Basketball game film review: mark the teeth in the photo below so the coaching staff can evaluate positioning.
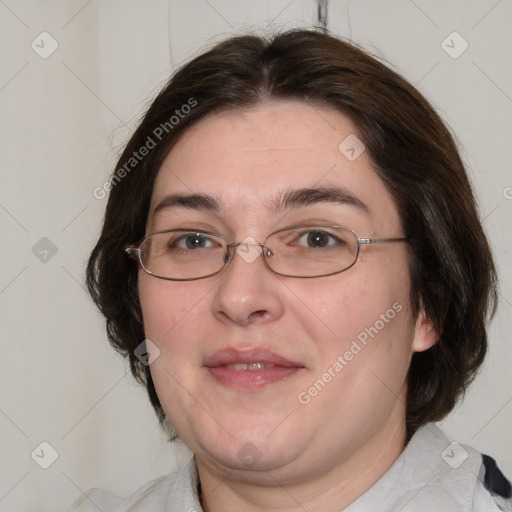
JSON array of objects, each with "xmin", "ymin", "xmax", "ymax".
[
  {"xmin": 230, "ymin": 363, "xmax": 250, "ymax": 371},
  {"xmin": 225, "ymin": 363, "xmax": 275, "ymax": 371}
]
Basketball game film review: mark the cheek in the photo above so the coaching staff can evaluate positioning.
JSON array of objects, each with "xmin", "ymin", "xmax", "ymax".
[
  {"xmin": 138, "ymin": 276, "xmax": 212, "ymax": 430},
  {"xmin": 284, "ymin": 266, "xmax": 409, "ymax": 351},
  {"xmin": 335, "ymin": 268, "xmax": 413, "ymax": 381},
  {"xmin": 288, "ymin": 262, "xmax": 414, "ymax": 399},
  {"xmin": 138, "ymin": 274, "xmax": 211, "ymax": 360}
]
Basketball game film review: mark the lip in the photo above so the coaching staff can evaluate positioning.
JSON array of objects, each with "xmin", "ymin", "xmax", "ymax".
[
  {"xmin": 204, "ymin": 347, "xmax": 303, "ymax": 368},
  {"xmin": 204, "ymin": 347, "xmax": 305, "ymax": 391}
]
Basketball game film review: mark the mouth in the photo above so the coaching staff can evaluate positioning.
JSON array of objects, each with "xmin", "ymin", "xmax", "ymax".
[
  {"xmin": 204, "ymin": 347, "xmax": 305, "ymax": 391},
  {"xmin": 223, "ymin": 362, "xmax": 281, "ymax": 370}
]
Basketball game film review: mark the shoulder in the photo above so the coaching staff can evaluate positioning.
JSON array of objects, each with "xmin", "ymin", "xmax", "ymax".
[
  {"xmin": 473, "ymin": 454, "xmax": 512, "ymax": 511},
  {"xmin": 68, "ymin": 457, "xmax": 199, "ymax": 512},
  {"xmin": 345, "ymin": 423, "xmax": 511, "ymax": 512},
  {"xmin": 406, "ymin": 424, "xmax": 512, "ymax": 512}
]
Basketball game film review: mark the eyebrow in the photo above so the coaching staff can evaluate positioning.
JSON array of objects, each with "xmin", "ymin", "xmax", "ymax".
[
  {"xmin": 151, "ymin": 186, "xmax": 368, "ymax": 219},
  {"xmin": 152, "ymin": 193, "xmax": 220, "ymax": 218},
  {"xmin": 270, "ymin": 186, "xmax": 368, "ymax": 215}
]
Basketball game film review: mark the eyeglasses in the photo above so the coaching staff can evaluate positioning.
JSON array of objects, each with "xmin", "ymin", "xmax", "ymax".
[{"xmin": 125, "ymin": 225, "xmax": 409, "ymax": 281}]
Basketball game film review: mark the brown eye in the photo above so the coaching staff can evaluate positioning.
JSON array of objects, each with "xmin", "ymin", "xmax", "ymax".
[
  {"xmin": 306, "ymin": 231, "xmax": 330, "ymax": 248},
  {"xmin": 295, "ymin": 230, "xmax": 339, "ymax": 248}
]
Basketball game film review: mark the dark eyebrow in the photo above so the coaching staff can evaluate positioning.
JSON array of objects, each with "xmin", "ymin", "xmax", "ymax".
[
  {"xmin": 270, "ymin": 186, "xmax": 368, "ymax": 214},
  {"xmin": 151, "ymin": 186, "xmax": 368, "ymax": 219},
  {"xmin": 152, "ymin": 193, "xmax": 220, "ymax": 218}
]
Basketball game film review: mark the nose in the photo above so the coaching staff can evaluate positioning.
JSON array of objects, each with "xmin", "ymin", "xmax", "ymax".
[{"xmin": 211, "ymin": 241, "xmax": 285, "ymax": 326}]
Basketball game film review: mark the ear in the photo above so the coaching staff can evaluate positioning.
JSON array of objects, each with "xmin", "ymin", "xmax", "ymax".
[{"xmin": 411, "ymin": 309, "xmax": 438, "ymax": 353}]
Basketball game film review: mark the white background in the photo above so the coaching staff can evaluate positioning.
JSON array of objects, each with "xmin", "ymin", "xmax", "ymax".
[{"xmin": 0, "ymin": 1, "xmax": 510, "ymax": 510}]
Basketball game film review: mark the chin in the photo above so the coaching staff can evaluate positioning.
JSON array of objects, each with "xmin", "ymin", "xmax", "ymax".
[{"xmin": 192, "ymin": 422, "xmax": 303, "ymax": 472}]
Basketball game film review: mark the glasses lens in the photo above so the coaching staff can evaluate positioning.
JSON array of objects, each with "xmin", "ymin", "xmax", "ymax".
[
  {"xmin": 264, "ymin": 226, "xmax": 358, "ymax": 277},
  {"xmin": 140, "ymin": 230, "xmax": 226, "ymax": 279}
]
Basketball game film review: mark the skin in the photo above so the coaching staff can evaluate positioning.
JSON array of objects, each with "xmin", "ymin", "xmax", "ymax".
[{"xmin": 138, "ymin": 100, "xmax": 437, "ymax": 511}]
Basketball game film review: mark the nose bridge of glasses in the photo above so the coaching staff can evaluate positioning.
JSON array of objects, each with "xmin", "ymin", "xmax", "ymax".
[
  {"xmin": 226, "ymin": 240, "xmax": 270, "ymax": 265},
  {"xmin": 227, "ymin": 241, "xmax": 264, "ymax": 250}
]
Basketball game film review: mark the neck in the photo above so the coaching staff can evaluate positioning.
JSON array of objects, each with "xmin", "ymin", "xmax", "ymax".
[{"xmin": 197, "ymin": 412, "xmax": 407, "ymax": 512}]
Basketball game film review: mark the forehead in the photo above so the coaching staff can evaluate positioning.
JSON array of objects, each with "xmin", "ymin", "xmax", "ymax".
[{"xmin": 149, "ymin": 100, "xmax": 401, "ymax": 232}]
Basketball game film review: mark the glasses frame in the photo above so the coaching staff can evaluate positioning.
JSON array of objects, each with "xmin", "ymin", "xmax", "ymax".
[{"xmin": 125, "ymin": 225, "xmax": 410, "ymax": 281}]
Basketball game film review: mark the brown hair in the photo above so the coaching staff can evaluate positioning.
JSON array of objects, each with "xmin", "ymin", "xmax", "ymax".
[{"xmin": 86, "ymin": 28, "xmax": 498, "ymax": 441}]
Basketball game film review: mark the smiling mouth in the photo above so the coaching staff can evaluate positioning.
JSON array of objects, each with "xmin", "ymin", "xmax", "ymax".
[
  {"xmin": 224, "ymin": 362, "xmax": 277, "ymax": 371},
  {"xmin": 203, "ymin": 347, "xmax": 305, "ymax": 391}
]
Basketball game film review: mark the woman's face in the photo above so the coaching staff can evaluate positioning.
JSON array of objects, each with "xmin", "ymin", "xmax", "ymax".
[{"xmin": 139, "ymin": 100, "xmax": 435, "ymax": 484}]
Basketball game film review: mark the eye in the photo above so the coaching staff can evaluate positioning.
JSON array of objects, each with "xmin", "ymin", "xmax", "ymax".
[
  {"xmin": 174, "ymin": 232, "xmax": 218, "ymax": 250},
  {"xmin": 295, "ymin": 229, "xmax": 341, "ymax": 248}
]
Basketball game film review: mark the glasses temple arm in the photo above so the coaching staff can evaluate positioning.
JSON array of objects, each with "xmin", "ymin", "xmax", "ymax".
[{"xmin": 357, "ymin": 237, "xmax": 410, "ymax": 244}]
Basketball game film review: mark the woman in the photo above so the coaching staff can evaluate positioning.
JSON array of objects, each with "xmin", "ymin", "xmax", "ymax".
[{"xmin": 72, "ymin": 29, "xmax": 511, "ymax": 511}]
